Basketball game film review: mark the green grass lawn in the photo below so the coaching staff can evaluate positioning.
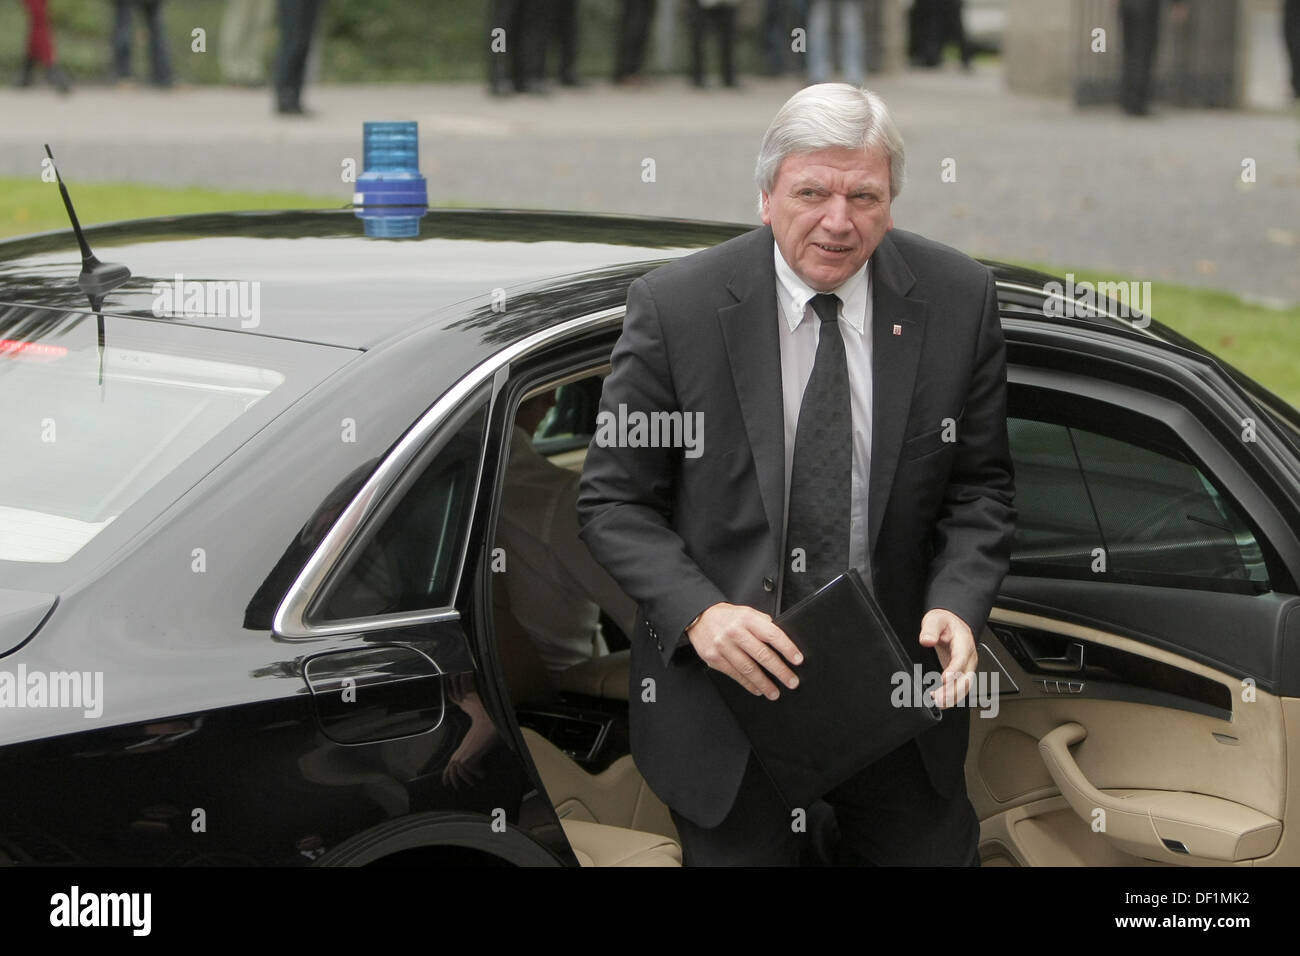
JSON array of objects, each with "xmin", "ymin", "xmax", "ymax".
[
  {"xmin": 1110, "ymin": 280, "xmax": 1300, "ymax": 410},
  {"xmin": 0, "ymin": 176, "xmax": 338, "ymax": 239},
  {"xmin": 2, "ymin": 177, "xmax": 1295, "ymax": 408}
]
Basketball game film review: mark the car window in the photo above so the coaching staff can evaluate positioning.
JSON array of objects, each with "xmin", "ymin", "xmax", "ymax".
[
  {"xmin": 0, "ymin": 306, "xmax": 347, "ymax": 576},
  {"xmin": 1009, "ymin": 415, "xmax": 1271, "ymax": 592},
  {"xmin": 309, "ymin": 396, "xmax": 488, "ymax": 622},
  {"xmin": 533, "ymin": 376, "xmax": 602, "ymax": 457}
]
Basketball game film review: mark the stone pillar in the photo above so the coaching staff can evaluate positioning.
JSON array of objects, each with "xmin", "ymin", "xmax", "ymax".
[
  {"xmin": 1004, "ymin": 0, "xmax": 1075, "ymax": 97},
  {"xmin": 1005, "ymin": 0, "xmax": 1247, "ymax": 108}
]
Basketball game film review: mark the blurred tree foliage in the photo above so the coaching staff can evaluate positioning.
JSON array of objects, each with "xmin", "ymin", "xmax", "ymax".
[{"xmin": 0, "ymin": 0, "xmax": 656, "ymax": 85}]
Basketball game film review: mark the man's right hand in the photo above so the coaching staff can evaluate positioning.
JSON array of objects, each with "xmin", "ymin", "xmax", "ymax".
[{"xmin": 686, "ymin": 603, "xmax": 804, "ymax": 700}]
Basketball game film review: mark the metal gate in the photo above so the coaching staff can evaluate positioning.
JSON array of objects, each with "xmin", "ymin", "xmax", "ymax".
[{"xmin": 1073, "ymin": 0, "xmax": 1241, "ymax": 107}]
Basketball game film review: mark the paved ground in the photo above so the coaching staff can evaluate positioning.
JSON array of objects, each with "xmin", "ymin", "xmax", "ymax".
[{"xmin": 2, "ymin": 64, "xmax": 1298, "ymax": 304}]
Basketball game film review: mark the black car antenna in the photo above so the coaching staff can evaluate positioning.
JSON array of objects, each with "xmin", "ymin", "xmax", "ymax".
[
  {"xmin": 44, "ymin": 144, "xmax": 130, "ymax": 390},
  {"xmin": 43, "ymin": 144, "xmax": 131, "ymax": 313}
]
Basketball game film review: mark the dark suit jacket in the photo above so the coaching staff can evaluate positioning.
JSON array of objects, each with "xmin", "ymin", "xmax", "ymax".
[{"xmin": 577, "ymin": 224, "xmax": 1016, "ymax": 828}]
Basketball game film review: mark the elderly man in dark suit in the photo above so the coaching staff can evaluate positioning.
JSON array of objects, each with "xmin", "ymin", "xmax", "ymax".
[{"xmin": 577, "ymin": 84, "xmax": 1015, "ymax": 866}]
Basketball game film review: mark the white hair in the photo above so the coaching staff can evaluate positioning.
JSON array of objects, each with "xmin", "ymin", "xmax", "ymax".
[{"xmin": 754, "ymin": 83, "xmax": 905, "ymax": 214}]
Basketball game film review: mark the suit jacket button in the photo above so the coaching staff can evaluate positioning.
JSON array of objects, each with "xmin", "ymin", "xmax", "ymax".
[{"xmin": 763, "ymin": 576, "xmax": 775, "ymax": 592}]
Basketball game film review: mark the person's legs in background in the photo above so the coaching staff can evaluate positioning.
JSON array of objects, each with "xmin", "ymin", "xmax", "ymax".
[
  {"xmin": 717, "ymin": 2, "xmax": 737, "ymax": 86},
  {"xmin": 273, "ymin": 0, "xmax": 323, "ymax": 114},
  {"xmin": 487, "ymin": 0, "xmax": 517, "ymax": 96},
  {"xmin": 613, "ymin": 0, "xmax": 633, "ymax": 81},
  {"xmin": 806, "ymin": 0, "xmax": 831, "ymax": 82},
  {"xmin": 764, "ymin": 0, "xmax": 809, "ymax": 77},
  {"xmin": 942, "ymin": 0, "xmax": 972, "ymax": 68},
  {"xmin": 112, "ymin": 0, "xmax": 134, "ymax": 83},
  {"xmin": 143, "ymin": 0, "xmax": 174, "ymax": 87},
  {"xmin": 838, "ymin": 0, "xmax": 864, "ymax": 86},
  {"xmin": 690, "ymin": 1, "xmax": 736, "ymax": 88},
  {"xmin": 512, "ymin": 0, "xmax": 549, "ymax": 93},
  {"xmin": 18, "ymin": 0, "xmax": 69, "ymax": 91},
  {"xmin": 551, "ymin": 0, "xmax": 578, "ymax": 85},
  {"xmin": 690, "ymin": 0, "xmax": 707, "ymax": 86},
  {"xmin": 1284, "ymin": 0, "xmax": 1300, "ymax": 100},
  {"xmin": 21, "ymin": 0, "xmax": 51, "ymax": 83},
  {"xmin": 1119, "ymin": 0, "xmax": 1160, "ymax": 115},
  {"xmin": 913, "ymin": 0, "xmax": 944, "ymax": 67},
  {"xmin": 299, "ymin": 0, "xmax": 324, "ymax": 101},
  {"xmin": 761, "ymin": 0, "xmax": 786, "ymax": 74},
  {"xmin": 630, "ymin": 0, "xmax": 657, "ymax": 80},
  {"xmin": 614, "ymin": 0, "xmax": 656, "ymax": 83},
  {"xmin": 274, "ymin": 0, "xmax": 302, "ymax": 111}
]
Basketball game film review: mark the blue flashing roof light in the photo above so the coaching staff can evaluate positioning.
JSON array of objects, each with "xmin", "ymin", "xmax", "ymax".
[{"xmin": 353, "ymin": 121, "xmax": 428, "ymax": 239}]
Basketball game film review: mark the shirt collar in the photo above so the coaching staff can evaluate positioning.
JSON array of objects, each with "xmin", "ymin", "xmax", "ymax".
[{"xmin": 773, "ymin": 241, "xmax": 870, "ymax": 335}]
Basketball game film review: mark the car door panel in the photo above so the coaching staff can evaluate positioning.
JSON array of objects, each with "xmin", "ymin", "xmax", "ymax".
[
  {"xmin": 999, "ymin": 577, "xmax": 1300, "ymax": 698},
  {"xmin": 978, "ymin": 337, "xmax": 1300, "ymax": 866},
  {"xmin": 969, "ymin": 604, "xmax": 1292, "ymax": 866}
]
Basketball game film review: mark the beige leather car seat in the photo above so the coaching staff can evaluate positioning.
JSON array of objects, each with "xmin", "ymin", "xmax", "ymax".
[
  {"xmin": 521, "ymin": 727, "xmax": 677, "ymax": 839},
  {"xmin": 493, "ymin": 573, "xmax": 682, "ymax": 864},
  {"xmin": 559, "ymin": 818, "xmax": 681, "ymax": 867}
]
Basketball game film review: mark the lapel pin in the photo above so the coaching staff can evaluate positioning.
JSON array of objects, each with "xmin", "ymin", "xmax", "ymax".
[{"xmin": 892, "ymin": 324, "xmax": 902, "ymax": 336}]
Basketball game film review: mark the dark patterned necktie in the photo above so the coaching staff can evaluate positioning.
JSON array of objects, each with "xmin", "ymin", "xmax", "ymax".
[{"xmin": 782, "ymin": 292, "xmax": 852, "ymax": 611}]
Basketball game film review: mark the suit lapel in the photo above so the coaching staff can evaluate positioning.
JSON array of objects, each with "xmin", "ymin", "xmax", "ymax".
[
  {"xmin": 868, "ymin": 231, "xmax": 927, "ymax": 558},
  {"xmin": 718, "ymin": 227, "xmax": 785, "ymax": 557},
  {"xmin": 716, "ymin": 228, "xmax": 928, "ymax": 566}
]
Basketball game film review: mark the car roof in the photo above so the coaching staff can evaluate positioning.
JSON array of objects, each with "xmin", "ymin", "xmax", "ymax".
[
  {"xmin": 0, "ymin": 206, "xmax": 1221, "ymax": 352},
  {"xmin": 0, "ymin": 208, "xmax": 746, "ymax": 351},
  {"xmin": 2, "ymin": 207, "xmax": 1294, "ymax": 434}
]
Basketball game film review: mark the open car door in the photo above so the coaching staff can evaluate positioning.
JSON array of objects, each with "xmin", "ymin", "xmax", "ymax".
[{"xmin": 969, "ymin": 325, "xmax": 1300, "ymax": 867}]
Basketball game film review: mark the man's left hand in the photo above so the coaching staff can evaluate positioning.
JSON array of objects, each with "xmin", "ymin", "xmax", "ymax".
[{"xmin": 918, "ymin": 608, "xmax": 978, "ymax": 709}]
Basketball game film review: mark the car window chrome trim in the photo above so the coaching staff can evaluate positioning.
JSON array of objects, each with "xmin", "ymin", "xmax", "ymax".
[
  {"xmin": 995, "ymin": 279, "xmax": 1152, "ymax": 329},
  {"xmin": 1000, "ymin": 279, "xmax": 1300, "ymax": 449},
  {"xmin": 273, "ymin": 305, "xmax": 624, "ymax": 640}
]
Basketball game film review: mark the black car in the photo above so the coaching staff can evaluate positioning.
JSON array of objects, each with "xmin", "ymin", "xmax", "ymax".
[{"xmin": 2, "ymin": 208, "xmax": 1299, "ymax": 867}]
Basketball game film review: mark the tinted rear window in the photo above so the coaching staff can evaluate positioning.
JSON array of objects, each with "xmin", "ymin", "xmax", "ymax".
[{"xmin": 0, "ymin": 306, "xmax": 353, "ymax": 583}]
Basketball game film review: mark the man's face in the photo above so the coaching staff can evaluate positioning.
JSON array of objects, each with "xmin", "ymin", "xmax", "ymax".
[{"xmin": 760, "ymin": 145, "xmax": 894, "ymax": 292}]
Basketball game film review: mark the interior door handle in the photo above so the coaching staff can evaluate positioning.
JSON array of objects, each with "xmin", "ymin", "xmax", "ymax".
[
  {"xmin": 1032, "ymin": 641, "xmax": 1084, "ymax": 673},
  {"xmin": 1037, "ymin": 722, "xmax": 1281, "ymax": 862}
]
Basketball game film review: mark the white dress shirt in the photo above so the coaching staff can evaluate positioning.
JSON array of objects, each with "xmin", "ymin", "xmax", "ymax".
[{"xmin": 773, "ymin": 241, "xmax": 874, "ymax": 584}]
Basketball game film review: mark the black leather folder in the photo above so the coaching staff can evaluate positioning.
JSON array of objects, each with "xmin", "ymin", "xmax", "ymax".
[{"xmin": 708, "ymin": 569, "xmax": 941, "ymax": 808}]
